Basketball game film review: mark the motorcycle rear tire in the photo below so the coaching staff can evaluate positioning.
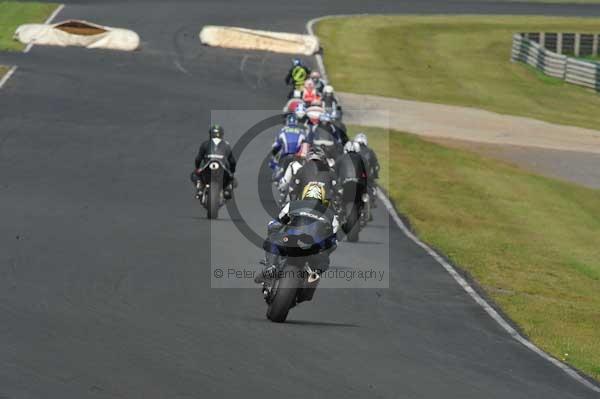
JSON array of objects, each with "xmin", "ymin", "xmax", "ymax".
[
  {"xmin": 346, "ymin": 204, "xmax": 360, "ymax": 242},
  {"xmin": 267, "ymin": 265, "xmax": 300, "ymax": 323}
]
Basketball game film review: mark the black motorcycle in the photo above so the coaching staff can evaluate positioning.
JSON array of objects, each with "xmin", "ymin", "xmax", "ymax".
[
  {"xmin": 336, "ymin": 152, "xmax": 369, "ymax": 242},
  {"xmin": 260, "ymin": 231, "xmax": 326, "ymax": 323},
  {"xmin": 195, "ymin": 158, "xmax": 232, "ymax": 219},
  {"xmin": 338, "ymin": 177, "xmax": 369, "ymax": 242},
  {"xmin": 308, "ymin": 125, "xmax": 343, "ymax": 168}
]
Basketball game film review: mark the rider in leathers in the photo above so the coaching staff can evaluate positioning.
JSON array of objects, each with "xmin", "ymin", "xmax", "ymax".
[
  {"xmin": 308, "ymin": 113, "xmax": 348, "ymax": 148},
  {"xmin": 309, "ymin": 71, "xmax": 327, "ymax": 94},
  {"xmin": 191, "ymin": 124, "xmax": 237, "ymax": 199},
  {"xmin": 285, "ymin": 58, "xmax": 311, "ymax": 98},
  {"xmin": 322, "ymin": 85, "xmax": 343, "ymax": 120},
  {"xmin": 255, "ymin": 182, "xmax": 339, "ymax": 284},
  {"xmin": 355, "ymin": 132, "xmax": 380, "ymax": 209},
  {"xmin": 270, "ymin": 114, "xmax": 306, "ymax": 180},
  {"xmin": 279, "ymin": 142, "xmax": 310, "ymax": 199},
  {"xmin": 289, "ymin": 146, "xmax": 336, "ymax": 202},
  {"xmin": 336, "ymin": 141, "xmax": 368, "ymax": 195}
]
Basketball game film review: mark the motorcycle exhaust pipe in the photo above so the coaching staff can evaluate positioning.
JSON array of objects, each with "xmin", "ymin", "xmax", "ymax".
[
  {"xmin": 305, "ymin": 266, "xmax": 320, "ymax": 284},
  {"xmin": 308, "ymin": 272, "xmax": 320, "ymax": 284}
]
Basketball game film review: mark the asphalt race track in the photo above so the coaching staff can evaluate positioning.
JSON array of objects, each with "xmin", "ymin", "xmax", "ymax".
[{"xmin": 1, "ymin": 1, "xmax": 600, "ymax": 398}]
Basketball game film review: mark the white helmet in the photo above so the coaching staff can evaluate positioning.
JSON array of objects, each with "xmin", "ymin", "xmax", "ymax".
[
  {"xmin": 323, "ymin": 85, "xmax": 334, "ymax": 95},
  {"xmin": 344, "ymin": 141, "xmax": 360, "ymax": 153},
  {"xmin": 355, "ymin": 132, "xmax": 368, "ymax": 146}
]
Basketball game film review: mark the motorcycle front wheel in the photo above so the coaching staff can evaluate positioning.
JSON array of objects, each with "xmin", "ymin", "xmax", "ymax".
[{"xmin": 207, "ymin": 181, "xmax": 222, "ymax": 219}]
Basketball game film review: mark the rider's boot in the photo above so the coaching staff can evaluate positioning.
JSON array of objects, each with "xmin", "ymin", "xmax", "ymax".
[
  {"xmin": 254, "ymin": 251, "xmax": 280, "ymax": 284},
  {"xmin": 195, "ymin": 181, "xmax": 203, "ymax": 200},
  {"xmin": 370, "ymin": 186, "xmax": 378, "ymax": 208},
  {"xmin": 223, "ymin": 183, "xmax": 233, "ymax": 200}
]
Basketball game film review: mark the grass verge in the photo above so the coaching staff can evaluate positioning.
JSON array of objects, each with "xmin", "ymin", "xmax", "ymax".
[
  {"xmin": 354, "ymin": 125, "xmax": 600, "ymax": 381},
  {"xmin": 0, "ymin": 1, "xmax": 58, "ymax": 51},
  {"xmin": 316, "ymin": 15, "xmax": 600, "ymax": 130}
]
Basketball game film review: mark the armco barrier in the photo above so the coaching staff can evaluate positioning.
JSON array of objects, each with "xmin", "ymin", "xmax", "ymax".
[
  {"xmin": 511, "ymin": 34, "xmax": 599, "ymax": 92},
  {"xmin": 566, "ymin": 58, "xmax": 600, "ymax": 91}
]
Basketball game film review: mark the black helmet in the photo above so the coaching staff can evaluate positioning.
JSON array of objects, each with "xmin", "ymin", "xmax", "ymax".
[
  {"xmin": 307, "ymin": 145, "xmax": 326, "ymax": 161},
  {"xmin": 209, "ymin": 124, "xmax": 224, "ymax": 139}
]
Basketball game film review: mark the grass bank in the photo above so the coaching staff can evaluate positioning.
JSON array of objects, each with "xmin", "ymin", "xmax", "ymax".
[
  {"xmin": 0, "ymin": 1, "xmax": 58, "ymax": 80},
  {"xmin": 316, "ymin": 15, "xmax": 600, "ymax": 130},
  {"xmin": 356, "ymin": 125, "xmax": 600, "ymax": 381},
  {"xmin": 0, "ymin": 1, "xmax": 58, "ymax": 51}
]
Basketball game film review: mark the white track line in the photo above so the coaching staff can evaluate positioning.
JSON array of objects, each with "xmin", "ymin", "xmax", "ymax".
[
  {"xmin": 0, "ymin": 66, "xmax": 18, "ymax": 90},
  {"xmin": 306, "ymin": 14, "xmax": 600, "ymax": 394},
  {"xmin": 377, "ymin": 190, "xmax": 600, "ymax": 393},
  {"xmin": 305, "ymin": 17, "xmax": 328, "ymax": 82},
  {"xmin": 23, "ymin": 3, "xmax": 65, "ymax": 53}
]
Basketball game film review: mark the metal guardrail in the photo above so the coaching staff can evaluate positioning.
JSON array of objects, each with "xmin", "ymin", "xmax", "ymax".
[
  {"xmin": 566, "ymin": 58, "xmax": 600, "ymax": 91},
  {"xmin": 511, "ymin": 34, "xmax": 600, "ymax": 92}
]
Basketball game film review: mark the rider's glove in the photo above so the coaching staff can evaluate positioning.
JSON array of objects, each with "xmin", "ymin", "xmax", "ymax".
[{"xmin": 269, "ymin": 159, "xmax": 278, "ymax": 170}]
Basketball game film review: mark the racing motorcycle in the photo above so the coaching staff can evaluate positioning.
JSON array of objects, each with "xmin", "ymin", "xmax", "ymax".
[
  {"xmin": 336, "ymin": 157, "xmax": 369, "ymax": 242},
  {"xmin": 307, "ymin": 116, "xmax": 344, "ymax": 169},
  {"xmin": 195, "ymin": 158, "xmax": 232, "ymax": 219},
  {"xmin": 260, "ymin": 228, "xmax": 328, "ymax": 323}
]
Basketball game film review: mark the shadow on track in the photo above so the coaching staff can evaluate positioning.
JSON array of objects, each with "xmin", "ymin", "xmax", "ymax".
[
  {"xmin": 343, "ymin": 240, "xmax": 384, "ymax": 245},
  {"xmin": 285, "ymin": 320, "xmax": 360, "ymax": 328},
  {"xmin": 243, "ymin": 316, "xmax": 359, "ymax": 328}
]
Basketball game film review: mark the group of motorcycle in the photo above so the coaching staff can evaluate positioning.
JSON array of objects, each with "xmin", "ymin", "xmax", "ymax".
[
  {"xmin": 259, "ymin": 60, "xmax": 380, "ymax": 322},
  {"xmin": 275, "ymin": 68, "xmax": 378, "ymax": 242},
  {"xmin": 191, "ymin": 58, "xmax": 380, "ymax": 322}
]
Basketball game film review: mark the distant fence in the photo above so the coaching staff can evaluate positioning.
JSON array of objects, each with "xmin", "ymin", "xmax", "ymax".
[
  {"xmin": 520, "ymin": 32, "xmax": 599, "ymax": 57},
  {"xmin": 511, "ymin": 33, "xmax": 600, "ymax": 92}
]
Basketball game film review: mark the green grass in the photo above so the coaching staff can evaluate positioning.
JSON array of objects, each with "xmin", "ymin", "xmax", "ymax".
[
  {"xmin": 316, "ymin": 16, "xmax": 600, "ymax": 130},
  {"xmin": 0, "ymin": 1, "xmax": 58, "ymax": 51},
  {"xmin": 356, "ymin": 125, "xmax": 600, "ymax": 381}
]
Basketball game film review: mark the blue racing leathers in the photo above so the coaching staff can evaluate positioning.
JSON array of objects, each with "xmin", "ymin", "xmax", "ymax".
[{"xmin": 271, "ymin": 126, "xmax": 306, "ymax": 159}]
